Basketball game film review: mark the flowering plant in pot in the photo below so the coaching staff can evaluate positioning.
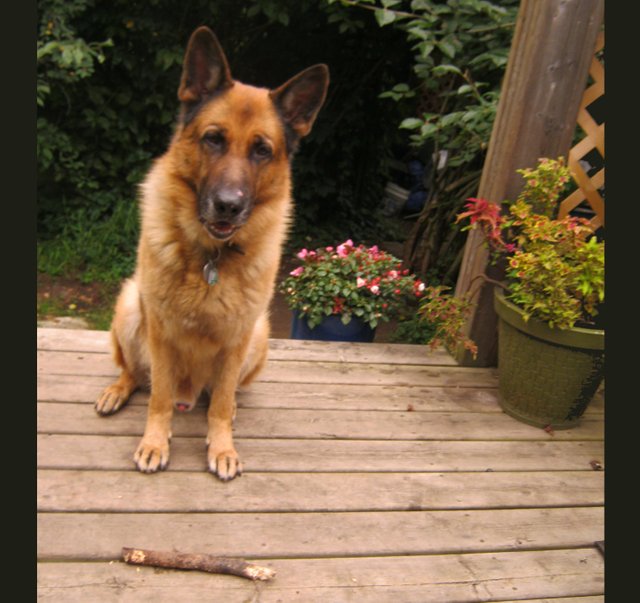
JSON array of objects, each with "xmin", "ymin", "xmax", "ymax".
[
  {"xmin": 456, "ymin": 157, "xmax": 605, "ymax": 429},
  {"xmin": 280, "ymin": 239, "xmax": 479, "ymax": 350},
  {"xmin": 280, "ymin": 240, "xmax": 426, "ymax": 341}
]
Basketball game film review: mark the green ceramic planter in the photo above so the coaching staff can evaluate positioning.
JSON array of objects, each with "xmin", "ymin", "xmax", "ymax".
[{"xmin": 494, "ymin": 289, "xmax": 604, "ymax": 429}]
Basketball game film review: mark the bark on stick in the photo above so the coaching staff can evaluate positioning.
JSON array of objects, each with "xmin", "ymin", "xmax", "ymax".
[{"xmin": 122, "ymin": 547, "xmax": 276, "ymax": 581}]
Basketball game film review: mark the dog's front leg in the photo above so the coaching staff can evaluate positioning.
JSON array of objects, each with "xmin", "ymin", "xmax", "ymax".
[
  {"xmin": 207, "ymin": 342, "xmax": 248, "ymax": 482},
  {"xmin": 134, "ymin": 321, "xmax": 175, "ymax": 473}
]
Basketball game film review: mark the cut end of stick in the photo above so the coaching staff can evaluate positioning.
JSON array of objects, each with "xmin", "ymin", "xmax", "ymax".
[
  {"xmin": 246, "ymin": 565, "xmax": 277, "ymax": 581},
  {"xmin": 123, "ymin": 548, "xmax": 146, "ymax": 564},
  {"xmin": 121, "ymin": 547, "xmax": 276, "ymax": 581}
]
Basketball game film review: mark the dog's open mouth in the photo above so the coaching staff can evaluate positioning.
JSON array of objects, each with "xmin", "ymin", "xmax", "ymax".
[{"xmin": 202, "ymin": 220, "xmax": 238, "ymax": 240}]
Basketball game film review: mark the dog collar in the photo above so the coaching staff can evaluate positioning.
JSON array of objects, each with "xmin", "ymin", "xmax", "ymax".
[{"xmin": 203, "ymin": 243, "xmax": 245, "ymax": 286}]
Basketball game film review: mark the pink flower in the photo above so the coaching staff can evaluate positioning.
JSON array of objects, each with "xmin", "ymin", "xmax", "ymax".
[
  {"xmin": 326, "ymin": 246, "xmax": 334, "ymax": 252},
  {"xmin": 296, "ymin": 248, "xmax": 309, "ymax": 260},
  {"xmin": 289, "ymin": 267, "xmax": 305, "ymax": 277},
  {"xmin": 356, "ymin": 277, "xmax": 367, "ymax": 288},
  {"xmin": 369, "ymin": 285, "xmax": 380, "ymax": 294},
  {"xmin": 387, "ymin": 270, "xmax": 399, "ymax": 279},
  {"xmin": 336, "ymin": 239, "xmax": 354, "ymax": 258}
]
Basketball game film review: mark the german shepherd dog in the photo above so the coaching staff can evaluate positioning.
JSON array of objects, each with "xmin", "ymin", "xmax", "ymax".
[{"xmin": 95, "ymin": 26, "xmax": 329, "ymax": 481}]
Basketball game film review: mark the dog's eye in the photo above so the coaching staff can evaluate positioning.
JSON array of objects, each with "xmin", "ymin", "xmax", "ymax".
[
  {"xmin": 202, "ymin": 130, "xmax": 226, "ymax": 150},
  {"xmin": 251, "ymin": 140, "xmax": 273, "ymax": 161}
]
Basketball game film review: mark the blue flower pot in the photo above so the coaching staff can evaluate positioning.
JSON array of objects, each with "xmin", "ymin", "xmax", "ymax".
[{"xmin": 290, "ymin": 312, "xmax": 376, "ymax": 342}]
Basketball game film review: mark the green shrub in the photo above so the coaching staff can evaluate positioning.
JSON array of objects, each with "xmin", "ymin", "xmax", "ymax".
[
  {"xmin": 37, "ymin": 0, "xmax": 415, "ymax": 283},
  {"xmin": 330, "ymin": 0, "xmax": 519, "ymax": 280},
  {"xmin": 37, "ymin": 198, "xmax": 139, "ymax": 284}
]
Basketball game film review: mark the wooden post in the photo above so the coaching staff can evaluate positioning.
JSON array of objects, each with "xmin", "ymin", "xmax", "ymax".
[{"xmin": 453, "ymin": 0, "xmax": 604, "ymax": 367}]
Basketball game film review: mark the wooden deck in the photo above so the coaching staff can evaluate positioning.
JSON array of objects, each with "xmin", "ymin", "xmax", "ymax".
[{"xmin": 37, "ymin": 327, "xmax": 604, "ymax": 602}]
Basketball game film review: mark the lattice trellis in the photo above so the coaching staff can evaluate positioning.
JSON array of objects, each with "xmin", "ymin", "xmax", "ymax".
[{"xmin": 558, "ymin": 31, "xmax": 604, "ymax": 229}]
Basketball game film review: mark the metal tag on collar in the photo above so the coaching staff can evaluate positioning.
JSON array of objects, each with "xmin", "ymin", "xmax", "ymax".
[
  {"xmin": 203, "ymin": 260, "xmax": 219, "ymax": 286},
  {"xmin": 203, "ymin": 247, "xmax": 221, "ymax": 286}
]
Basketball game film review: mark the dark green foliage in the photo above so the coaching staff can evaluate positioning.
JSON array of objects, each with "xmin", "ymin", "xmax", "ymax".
[
  {"xmin": 37, "ymin": 0, "xmax": 415, "ymax": 283},
  {"xmin": 37, "ymin": 198, "xmax": 139, "ymax": 283},
  {"xmin": 333, "ymin": 0, "xmax": 520, "ymax": 281},
  {"xmin": 37, "ymin": 0, "xmax": 520, "ymax": 287},
  {"xmin": 391, "ymin": 315, "xmax": 437, "ymax": 344}
]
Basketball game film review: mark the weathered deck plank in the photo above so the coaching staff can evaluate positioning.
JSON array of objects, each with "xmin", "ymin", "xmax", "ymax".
[
  {"xmin": 37, "ymin": 549, "xmax": 604, "ymax": 603},
  {"xmin": 38, "ymin": 372, "xmax": 505, "ymax": 411},
  {"xmin": 37, "ymin": 328, "xmax": 604, "ymax": 601},
  {"xmin": 37, "ymin": 326, "xmax": 458, "ymax": 365},
  {"xmin": 38, "ymin": 348, "xmax": 498, "ymax": 387},
  {"xmin": 38, "ymin": 507, "xmax": 603, "ymax": 560},
  {"xmin": 38, "ymin": 469, "xmax": 604, "ymax": 513},
  {"xmin": 38, "ymin": 402, "xmax": 604, "ymax": 440},
  {"xmin": 37, "ymin": 434, "xmax": 605, "ymax": 472},
  {"xmin": 36, "ymin": 372, "xmax": 605, "ymax": 413}
]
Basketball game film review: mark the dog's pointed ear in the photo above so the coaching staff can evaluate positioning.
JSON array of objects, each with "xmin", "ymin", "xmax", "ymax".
[
  {"xmin": 270, "ymin": 64, "xmax": 330, "ymax": 140},
  {"xmin": 178, "ymin": 26, "xmax": 232, "ymax": 105}
]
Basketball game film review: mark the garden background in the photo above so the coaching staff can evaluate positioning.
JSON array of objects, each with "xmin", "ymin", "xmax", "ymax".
[{"xmin": 37, "ymin": 0, "xmax": 519, "ymax": 334}]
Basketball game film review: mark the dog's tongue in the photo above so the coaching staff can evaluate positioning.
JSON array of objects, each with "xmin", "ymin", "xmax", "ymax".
[
  {"xmin": 214, "ymin": 222, "xmax": 234, "ymax": 235},
  {"xmin": 201, "ymin": 219, "xmax": 236, "ymax": 240}
]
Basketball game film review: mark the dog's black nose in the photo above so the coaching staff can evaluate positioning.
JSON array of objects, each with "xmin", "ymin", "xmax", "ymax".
[{"xmin": 213, "ymin": 187, "xmax": 246, "ymax": 220}]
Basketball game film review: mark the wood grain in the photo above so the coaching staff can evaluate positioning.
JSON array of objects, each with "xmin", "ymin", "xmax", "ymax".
[
  {"xmin": 37, "ymin": 327, "xmax": 604, "ymax": 600},
  {"xmin": 37, "ymin": 550, "xmax": 604, "ymax": 603},
  {"xmin": 38, "ymin": 507, "xmax": 604, "ymax": 560}
]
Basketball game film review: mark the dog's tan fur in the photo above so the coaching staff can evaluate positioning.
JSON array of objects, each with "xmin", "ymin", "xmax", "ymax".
[{"xmin": 95, "ymin": 26, "xmax": 328, "ymax": 481}]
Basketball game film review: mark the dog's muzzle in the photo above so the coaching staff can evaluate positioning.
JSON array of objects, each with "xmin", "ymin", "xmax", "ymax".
[{"xmin": 199, "ymin": 186, "xmax": 252, "ymax": 240}]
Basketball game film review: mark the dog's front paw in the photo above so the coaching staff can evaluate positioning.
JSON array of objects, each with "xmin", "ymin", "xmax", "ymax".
[
  {"xmin": 134, "ymin": 436, "xmax": 170, "ymax": 473},
  {"xmin": 208, "ymin": 446, "xmax": 242, "ymax": 482}
]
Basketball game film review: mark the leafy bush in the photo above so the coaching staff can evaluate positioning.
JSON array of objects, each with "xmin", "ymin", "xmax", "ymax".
[
  {"xmin": 37, "ymin": 197, "xmax": 139, "ymax": 284},
  {"xmin": 280, "ymin": 240, "xmax": 426, "ymax": 329},
  {"xmin": 391, "ymin": 315, "xmax": 437, "ymax": 344},
  {"xmin": 330, "ymin": 0, "xmax": 519, "ymax": 281},
  {"xmin": 37, "ymin": 0, "xmax": 113, "ymax": 108},
  {"xmin": 505, "ymin": 201, "xmax": 604, "ymax": 329},
  {"xmin": 417, "ymin": 284, "xmax": 477, "ymax": 357},
  {"xmin": 37, "ymin": 0, "xmax": 415, "ymax": 283},
  {"xmin": 456, "ymin": 158, "xmax": 604, "ymax": 330}
]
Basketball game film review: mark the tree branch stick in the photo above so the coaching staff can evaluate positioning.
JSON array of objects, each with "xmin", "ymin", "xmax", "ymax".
[{"xmin": 122, "ymin": 547, "xmax": 276, "ymax": 581}]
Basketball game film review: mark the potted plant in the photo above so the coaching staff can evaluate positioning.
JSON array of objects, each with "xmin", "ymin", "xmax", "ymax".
[
  {"xmin": 280, "ymin": 240, "xmax": 429, "ymax": 342},
  {"xmin": 280, "ymin": 239, "xmax": 480, "ymax": 351},
  {"xmin": 456, "ymin": 157, "xmax": 605, "ymax": 429}
]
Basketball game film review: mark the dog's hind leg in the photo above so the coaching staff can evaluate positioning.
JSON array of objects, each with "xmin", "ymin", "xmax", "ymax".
[
  {"xmin": 96, "ymin": 278, "xmax": 148, "ymax": 415},
  {"xmin": 95, "ymin": 332, "xmax": 138, "ymax": 415}
]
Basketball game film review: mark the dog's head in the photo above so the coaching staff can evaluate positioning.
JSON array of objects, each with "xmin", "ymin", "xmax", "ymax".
[{"xmin": 174, "ymin": 26, "xmax": 329, "ymax": 242}]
